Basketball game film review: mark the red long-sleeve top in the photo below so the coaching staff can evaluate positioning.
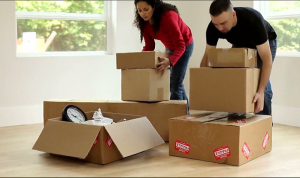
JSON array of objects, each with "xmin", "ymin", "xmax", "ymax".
[{"xmin": 142, "ymin": 10, "xmax": 193, "ymax": 66}]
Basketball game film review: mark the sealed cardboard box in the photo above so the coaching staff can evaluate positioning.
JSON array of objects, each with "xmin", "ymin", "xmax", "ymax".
[
  {"xmin": 190, "ymin": 68, "xmax": 260, "ymax": 113},
  {"xmin": 43, "ymin": 99, "xmax": 188, "ymax": 141},
  {"xmin": 122, "ymin": 69, "xmax": 170, "ymax": 102},
  {"xmin": 116, "ymin": 51, "xmax": 170, "ymax": 69},
  {"xmin": 169, "ymin": 112, "xmax": 272, "ymax": 166},
  {"xmin": 207, "ymin": 48, "xmax": 257, "ymax": 68},
  {"xmin": 33, "ymin": 111, "xmax": 165, "ymax": 165}
]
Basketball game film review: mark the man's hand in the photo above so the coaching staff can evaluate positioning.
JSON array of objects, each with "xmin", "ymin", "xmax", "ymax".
[
  {"xmin": 253, "ymin": 91, "xmax": 264, "ymax": 113},
  {"xmin": 254, "ymin": 40, "xmax": 273, "ymax": 114},
  {"xmin": 156, "ymin": 57, "xmax": 170, "ymax": 75}
]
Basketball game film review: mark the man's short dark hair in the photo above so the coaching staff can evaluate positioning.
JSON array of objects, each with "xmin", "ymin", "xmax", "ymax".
[{"xmin": 209, "ymin": 0, "xmax": 233, "ymax": 16}]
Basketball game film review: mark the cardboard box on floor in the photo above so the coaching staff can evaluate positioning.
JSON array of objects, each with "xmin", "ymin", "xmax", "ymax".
[
  {"xmin": 169, "ymin": 111, "xmax": 272, "ymax": 166},
  {"xmin": 122, "ymin": 69, "xmax": 170, "ymax": 101},
  {"xmin": 116, "ymin": 51, "xmax": 170, "ymax": 69},
  {"xmin": 33, "ymin": 111, "xmax": 165, "ymax": 165},
  {"xmin": 43, "ymin": 99, "xmax": 188, "ymax": 141},
  {"xmin": 190, "ymin": 67, "xmax": 260, "ymax": 113},
  {"xmin": 207, "ymin": 48, "xmax": 257, "ymax": 68}
]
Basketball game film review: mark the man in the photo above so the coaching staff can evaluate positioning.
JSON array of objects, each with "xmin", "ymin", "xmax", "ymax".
[{"xmin": 200, "ymin": 0, "xmax": 277, "ymax": 116}]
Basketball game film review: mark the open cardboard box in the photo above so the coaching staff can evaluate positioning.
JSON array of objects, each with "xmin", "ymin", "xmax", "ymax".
[
  {"xmin": 33, "ymin": 111, "xmax": 165, "ymax": 165},
  {"xmin": 169, "ymin": 111, "xmax": 272, "ymax": 166}
]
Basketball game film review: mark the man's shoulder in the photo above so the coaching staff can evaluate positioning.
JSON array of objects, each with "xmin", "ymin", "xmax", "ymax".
[{"xmin": 234, "ymin": 7, "xmax": 264, "ymax": 19}]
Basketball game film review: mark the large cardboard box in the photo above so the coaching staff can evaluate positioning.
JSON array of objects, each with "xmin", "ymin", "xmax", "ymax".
[
  {"xmin": 122, "ymin": 69, "xmax": 170, "ymax": 101},
  {"xmin": 43, "ymin": 100, "xmax": 188, "ymax": 141},
  {"xmin": 190, "ymin": 68, "xmax": 260, "ymax": 113},
  {"xmin": 116, "ymin": 51, "xmax": 170, "ymax": 69},
  {"xmin": 33, "ymin": 111, "xmax": 165, "ymax": 165},
  {"xmin": 169, "ymin": 112, "xmax": 272, "ymax": 166},
  {"xmin": 207, "ymin": 48, "xmax": 257, "ymax": 68}
]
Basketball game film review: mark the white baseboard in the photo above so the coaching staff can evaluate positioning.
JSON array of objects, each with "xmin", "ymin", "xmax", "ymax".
[
  {"xmin": 0, "ymin": 104, "xmax": 299, "ymax": 128},
  {"xmin": 273, "ymin": 104, "xmax": 300, "ymax": 127},
  {"xmin": 0, "ymin": 105, "xmax": 43, "ymax": 127}
]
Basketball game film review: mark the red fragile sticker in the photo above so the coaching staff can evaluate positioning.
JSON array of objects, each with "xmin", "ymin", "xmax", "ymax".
[
  {"xmin": 235, "ymin": 120, "xmax": 246, "ymax": 123},
  {"xmin": 174, "ymin": 140, "xmax": 191, "ymax": 154},
  {"xmin": 93, "ymin": 137, "xmax": 99, "ymax": 146},
  {"xmin": 262, "ymin": 132, "xmax": 269, "ymax": 150},
  {"xmin": 242, "ymin": 142, "xmax": 251, "ymax": 160},
  {"xmin": 106, "ymin": 136, "xmax": 113, "ymax": 148},
  {"xmin": 213, "ymin": 145, "xmax": 231, "ymax": 160}
]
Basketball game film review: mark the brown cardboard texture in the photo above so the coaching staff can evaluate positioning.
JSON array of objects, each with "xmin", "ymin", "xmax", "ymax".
[
  {"xmin": 33, "ymin": 111, "xmax": 165, "ymax": 165},
  {"xmin": 169, "ymin": 112, "xmax": 272, "ymax": 166},
  {"xmin": 116, "ymin": 51, "xmax": 170, "ymax": 69},
  {"xmin": 207, "ymin": 48, "xmax": 257, "ymax": 68},
  {"xmin": 190, "ymin": 68, "xmax": 260, "ymax": 113},
  {"xmin": 122, "ymin": 69, "xmax": 170, "ymax": 101},
  {"xmin": 43, "ymin": 100, "xmax": 187, "ymax": 141}
]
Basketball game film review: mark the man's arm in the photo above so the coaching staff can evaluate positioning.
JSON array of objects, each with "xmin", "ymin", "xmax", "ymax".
[
  {"xmin": 201, "ymin": 22, "xmax": 219, "ymax": 67},
  {"xmin": 256, "ymin": 41, "xmax": 272, "ymax": 94},
  {"xmin": 200, "ymin": 44, "xmax": 216, "ymax": 67}
]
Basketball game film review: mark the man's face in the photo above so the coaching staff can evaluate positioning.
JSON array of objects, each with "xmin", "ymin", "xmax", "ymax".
[{"xmin": 211, "ymin": 11, "xmax": 236, "ymax": 34}]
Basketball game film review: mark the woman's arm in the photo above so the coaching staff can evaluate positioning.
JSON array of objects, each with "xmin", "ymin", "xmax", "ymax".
[
  {"xmin": 161, "ymin": 12, "xmax": 186, "ymax": 66},
  {"xmin": 142, "ymin": 29, "xmax": 155, "ymax": 51}
]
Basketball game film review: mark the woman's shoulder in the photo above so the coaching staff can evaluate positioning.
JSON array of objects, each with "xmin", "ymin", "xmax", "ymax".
[{"xmin": 161, "ymin": 10, "xmax": 179, "ymax": 20}]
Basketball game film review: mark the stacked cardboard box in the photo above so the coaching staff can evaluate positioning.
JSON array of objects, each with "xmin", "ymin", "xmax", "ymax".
[
  {"xmin": 190, "ymin": 48, "xmax": 259, "ymax": 113},
  {"xmin": 116, "ymin": 51, "xmax": 171, "ymax": 101},
  {"xmin": 169, "ymin": 48, "xmax": 273, "ymax": 166}
]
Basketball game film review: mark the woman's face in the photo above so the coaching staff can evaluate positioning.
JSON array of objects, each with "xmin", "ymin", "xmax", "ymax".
[{"xmin": 136, "ymin": 1, "xmax": 154, "ymax": 21}]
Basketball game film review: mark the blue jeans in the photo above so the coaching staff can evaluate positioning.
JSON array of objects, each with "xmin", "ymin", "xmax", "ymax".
[
  {"xmin": 256, "ymin": 39, "xmax": 277, "ymax": 116},
  {"xmin": 166, "ymin": 40, "xmax": 194, "ymax": 115}
]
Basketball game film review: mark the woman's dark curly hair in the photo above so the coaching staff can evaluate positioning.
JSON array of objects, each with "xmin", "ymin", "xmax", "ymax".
[{"xmin": 133, "ymin": 0, "xmax": 179, "ymax": 43}]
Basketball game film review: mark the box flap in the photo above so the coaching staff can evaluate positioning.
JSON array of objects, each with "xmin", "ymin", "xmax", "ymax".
[
  {"xmin": 171, "ymin": 112, "xmax": 265, "ymax": 126},
  {"xmin": 171, "ymin": 112, "xmax": 229, "ymax": 123},
  {"xmin": 33, "ymin": 119, "xmax": 101, "ymax": 159},
  {"xmin": 104, "ymin": 117, "xmax": 164, "ymax": 158},
  {"xmin": 209, "ymin": 114, "xmax": 271, "ymax": 126}
]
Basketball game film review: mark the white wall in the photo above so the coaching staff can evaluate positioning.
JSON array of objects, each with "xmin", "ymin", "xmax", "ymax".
[
  {"xmin": 0, "ymin": 1, "xmax": 142, "ymax": 127},
  {"xmin": 0, "ymin": 1, "xmax": 299, "ymax": 128}
]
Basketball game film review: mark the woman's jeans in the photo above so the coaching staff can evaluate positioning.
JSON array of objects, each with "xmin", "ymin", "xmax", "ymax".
[{"xmin": 166, "ymin": 40, "xmax": 194, "ymax": 114}]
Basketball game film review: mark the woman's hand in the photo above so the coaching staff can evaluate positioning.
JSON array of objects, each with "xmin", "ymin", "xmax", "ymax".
[{"xmin": 156, "ymin": 57, "xmax": 170, "ymax": 75}]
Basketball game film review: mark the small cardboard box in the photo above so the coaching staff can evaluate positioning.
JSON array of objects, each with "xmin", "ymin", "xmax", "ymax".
[
  {"xmin": 122, "ymin": 69, "xmax": 170, "ymax": 102},
  {"xmin": 43, "ymin": 100, "xmax": 188, "ymax": 141},
  {"xmin": 190, "ymin": 68, "xmax": 260, "ymax": 113},
  {"xmin": 207, "ymin": 48, "xmax": 257, "ymax": 68},
  {"xmin": 169, "ymin": 112, "xmax": 272, "ymax": 166},
  {"xmin": 116, "ymin": 51, "xmax": 170, "ymax": 69},
  {"xmin": 33, "ymin": 111, "xmax": 165, "ymax": 165}
]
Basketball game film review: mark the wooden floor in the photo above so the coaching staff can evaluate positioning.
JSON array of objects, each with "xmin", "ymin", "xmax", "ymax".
[{"xmin": 0, "ymin": 123, "xmax": 300, "ymax": 177}]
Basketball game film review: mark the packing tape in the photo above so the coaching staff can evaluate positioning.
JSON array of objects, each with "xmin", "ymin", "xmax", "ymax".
[
  {"xmin": 157, "ymin": 87, "xmax": 164, "ymax": 100},
  {"xmin": 217, "ymin": 49, "xmax": 230, "ymax": 63}
]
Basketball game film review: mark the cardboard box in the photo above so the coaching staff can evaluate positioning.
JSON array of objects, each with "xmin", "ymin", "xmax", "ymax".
[
  {"xmin": 169, "ymin": 111, "xmax": 272, "ymax": 166},
  {"xmin": 190, "ymin": 68, "xmax": 260, "ymax": 113},
  {"xmin": 116, "ymin": 51, "xmax": 170, "ymax": 69},
  {"xmin": 122, "ymin": 69, "xmax": 170, "ymax": 102},
  {"xmin": 33, "ymin": 111, "xmax": 165, "ymax": 165},
  {"xmin": 207, "ymin": 48, "xmax": 257, "ymax": 68},
  {"xmin": 43, "ymin": 99, "xmax": 188, "ymax": 141}
]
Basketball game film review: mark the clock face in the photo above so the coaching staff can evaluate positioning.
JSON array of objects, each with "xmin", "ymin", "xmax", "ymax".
[{"xmin": 66, "ymin": 107, "xmax": 86, "ymax": 123}]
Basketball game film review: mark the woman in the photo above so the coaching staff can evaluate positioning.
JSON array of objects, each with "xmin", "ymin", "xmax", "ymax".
[{"xmin": 133, "ymin": 0, "xmax": 194, "ymax": 114}]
